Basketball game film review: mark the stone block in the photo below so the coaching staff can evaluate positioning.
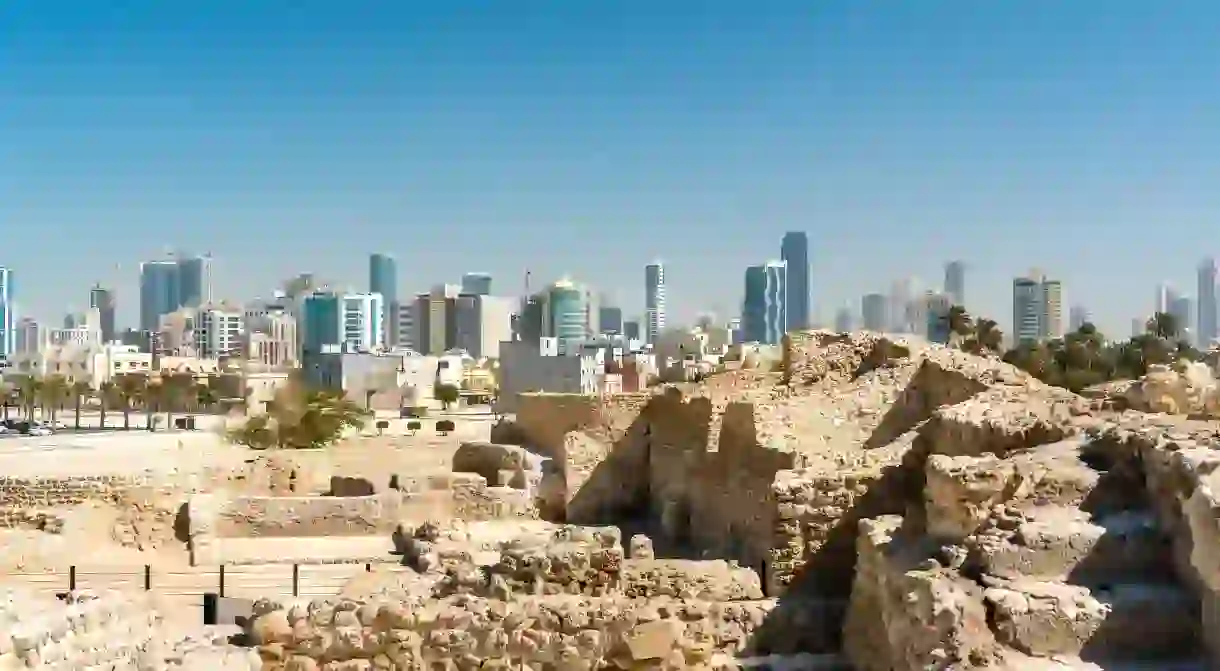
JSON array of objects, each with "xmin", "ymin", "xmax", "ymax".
[
  {"xmin": 985, "ymin": 578, "xmax": 1200, "ymax": 660},
  {"xmin": 843, "ymin": 516, "xmax": 996, "ymax": 671},
  {"xmin": 970, "ymin": 506, "xmax": 1172, "ymax": 584}
]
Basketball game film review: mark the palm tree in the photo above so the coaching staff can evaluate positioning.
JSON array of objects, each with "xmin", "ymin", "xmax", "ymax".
[
  {"xmin": 1147, "ymin": 311, "xmax": 1180, "ymax": 341},
  {"xmin": 70, "ymin": 381, "xmax": 92, "ymax": 430},
  {"xmin": 98, "ymin": 381, "xmax": 117, "ymax": 430},
  {"xmin": 944, "ymin": 305, "xmax": 974, "ymax": 337},
  {"xmin": 227, "ymin": 375, "xmax": 371, "ymax": 449},
  {"xmin": 38, "ymin": 375, "xmax": 68, "ymax": 425},
  {"xmin": 196, "ymin": 384, "xmax": 220, "ymax": 416},
  {"xmin": 14, "ymin": 375, "xmax": 41, "ymax": 422},
  {"xmin": 144, "ymin": 377, "xmax": 163, "ymax": 431},
  {"xmin": 116, "ymin": 374, "xmax": 146, "ymax": 431},
  {"xmin": 0, "ymin": 382, "xmax": 14, "ymax": 421}
]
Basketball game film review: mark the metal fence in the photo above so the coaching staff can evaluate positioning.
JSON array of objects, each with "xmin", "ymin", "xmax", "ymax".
[{"xmin": 5, "ymin": 562, "xmax": 379, "ymax": 599}]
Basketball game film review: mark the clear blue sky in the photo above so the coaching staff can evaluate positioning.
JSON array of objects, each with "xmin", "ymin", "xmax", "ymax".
[{"xmin": 4, "ymin": 1, "xmax": 1220, "ymax": 337}]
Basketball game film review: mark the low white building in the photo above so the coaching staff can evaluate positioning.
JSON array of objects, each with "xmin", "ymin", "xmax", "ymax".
[{"xmin": 92, "ymin": 344, "xmax": 153, "ymax": 387}]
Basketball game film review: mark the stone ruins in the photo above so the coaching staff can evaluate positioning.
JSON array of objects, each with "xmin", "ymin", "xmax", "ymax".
[{"xmin": 4, "ymin": 329, "xmax": 1220, "ymax": 668}]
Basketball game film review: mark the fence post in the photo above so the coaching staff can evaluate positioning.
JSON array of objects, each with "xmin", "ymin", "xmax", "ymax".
[
  {"xmin": 218, "ymin": 564, "xmax": 225, "ymax": 598},
  {"xmin": 69, "ymin": 566, "xmax": 76, "ymax": 592},
  {"xmin": 144, "ymin": 565, "xmax": 151, "ymax": 591},
  {"xmin": 292, "ymin": 564, "xmax": 299, "ymax": 598}
]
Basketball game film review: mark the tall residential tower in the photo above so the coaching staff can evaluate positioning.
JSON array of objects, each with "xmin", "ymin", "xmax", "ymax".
[
  {"xmin": 0, "ymin": 267, "xmax": 13, "ymax": 359},
  {"xmin": 781, "ymin": 232, "xmax": 810, "ymax": 331},
  {"xmin": 742, "ymin": 260, "xmax": 787, "ymax": 345},
  {"xmin": 944, "ymin": 261, "xmax": 966, "ymax": 306},
  {"xmin": 1199, "ymin": 258, "xmax": 1217, "ymax": 348},
  {"xmin": 369, "ymin": 253, "xmax": 398, "ymax": 347},
  {"xmin": 645, "ymin": 262, "xmax": 666, "ymax": 343}
]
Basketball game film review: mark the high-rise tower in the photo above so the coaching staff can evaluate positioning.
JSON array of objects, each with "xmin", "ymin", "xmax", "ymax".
[
  {"xmin": 742, "ymin": 260, "xmax": 787, "ymax": 345},
  {"xmin": 781, "ymin": 232, "xmax": 810, "ymax": 330},
  {"xmin": 369, "ymin": 253, "xmax": 398, "ymax": 347},
  {"xmin": 89, "ymin": 285, "xmax": 117, "ymax": 344},
  {"xmin": 1199, "ymin": 259, "xmax": 1217, "ymax": 348},
  {"xmin": 1013, "ymin": 270, "xmax": 1062, "ymax": 344},
  {"xmin": 0, "ymin": 267, "xmax": 13, "ymax": 359},
  {"xmin": 944, "ymin": 261, "xmax": 966, "ymax": 306},
  {"xmin": 645, "ymin": 261, "xmax": 666, "ymax": 343}
]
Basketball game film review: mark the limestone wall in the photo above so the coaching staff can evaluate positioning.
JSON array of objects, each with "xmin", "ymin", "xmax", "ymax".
[
  {"xmin": 0, "ymin": 474, "xmax": 149, "ymax": 516},
  {"xmin": 0, "ymin": 588, "xmax": 259, "ymax": 670}
]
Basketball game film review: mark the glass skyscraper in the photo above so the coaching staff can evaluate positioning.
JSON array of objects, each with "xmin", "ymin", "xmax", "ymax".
[
  {"xmin": 461, "ymin": 272, "xmax": 492, "ymax": 296},
  {"xmin": 742, "ymin": 261, "xmax": 787, "ymax": 345},
  {"xmin": 547, "ymin": 279, "xmax": 586, "ymax": 351},
  {"xmin": 369, "ymin": 253, "xmax": 398, "ymax": 346},
  {"xmin": 0, "ymin": 267, "xmax": 13, "ymax": 359},
  {"xmin": 138, "ymin": 254, "xmax": 211, "ymax": 333},
  {"xmin": 644, "ymin": 262, "xmax": 666, "ymax": 343},
  {"xmin": 780, "ymin": 232, "xmax": 809, "ymax": 331}
]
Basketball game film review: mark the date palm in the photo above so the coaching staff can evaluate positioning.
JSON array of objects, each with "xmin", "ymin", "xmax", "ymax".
[
  {"xmin": 98, "ymin": 381, "xmax": 117, "ymax": 430},
  {"xmin": 15, "ymin": 375, "xmax": 41, "ymax": 422},
  {"xmin": 0, "ymin": 382, "xmax": 14, "ymax": 421},
  {"xmin": 70, "ymin": 380, "xmax": 92, "ymax": 430},
  {"xmin": 115, "ymin": 374, "xmax": 146, "ymax": 431},
  {"xmin": 38, "ymin": 375, "xmax": 69, "ymax": 425}
]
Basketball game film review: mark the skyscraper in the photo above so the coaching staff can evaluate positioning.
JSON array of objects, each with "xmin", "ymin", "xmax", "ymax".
[
  {"xmin": 301, "ymin": 291, "xmax": 384, "ymax": 355},
  {"xmin": 1012, "ymin": 270, "xmax": 1062, "ymax": 344},
  {"xmin": 1170, "ymin": 295, "xmax": 1195, "ymax": 341},
  {"xmin": 645, "ymin": 262, "xmax": 666, "ymax": 343},
  {"xmin": 861, "ymin": 293, "xmax": 888, "ymax": 332},
  {"xmin": 925, "ymin": 292, "xmax": 953, "ymax": 344},
  {"xmin": 90, "ymin": 285, "xmax": 116, "ymax": 344},
  {"xmin": 742, "ymin": 260, "xmax": 787, "ymax": 345},
  {"xmin": 1068, "ymin": 305, "xmax": 1091, "ymax": 332},
  {"xmin": 176, "ymin": 255, "xmax": 211, "ymax": 309},
  {"xmin": 139, "ymin": 260, "xmax": 180, "ymax": 333},
  {"xmin": 461, "ymin": 272, "xmax": 493, "ymax": 296},
  {"xmin": 0, "ymin": 267, "xmax": 12, "ymax": 359},
  {"xmin": 138, "ymin": 254, "xmax": 211, "ymax": 334},
  {"xmin": 369, "ymin": 253, "xmax": 398, "ymax": 347},
  {"xmin": 548, "ymin": 279, "xmax": 587, "ymax": 352},
  {"xmin": 944, "ymin": 261, "xmax": 966, "ymax": 306},
  {"xmin": 781, "ymin": 232, "xmax": 810, "ymax": 331},
  {"xmin": 1199, "ymin": 259, "xmax": 1217, "ymax": 348}
]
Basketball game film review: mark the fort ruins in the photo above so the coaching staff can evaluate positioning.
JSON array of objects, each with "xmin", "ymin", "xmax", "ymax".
[{"xmin": 3, "ymin": 330, "xmax": 1220, "ymax": 669}]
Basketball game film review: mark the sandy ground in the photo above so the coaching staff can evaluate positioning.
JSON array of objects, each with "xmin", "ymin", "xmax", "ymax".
[{"xmin": 0, "ymin": 413, "xmax": 496, "ymax": 573}]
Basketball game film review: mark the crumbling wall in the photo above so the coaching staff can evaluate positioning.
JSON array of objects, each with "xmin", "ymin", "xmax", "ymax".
[
  {"xmin": 0, "ymin": 588, "xmax": 259, "ymax": 670},
  {"xmin": 514, "ymin": 392, "xmax": 652, "ymax": 524},
  {"xmin": 247, "ymin": 527, "xmax": 843, "ymax": 668}
]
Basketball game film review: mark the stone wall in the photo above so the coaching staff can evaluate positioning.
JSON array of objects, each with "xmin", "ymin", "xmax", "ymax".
[
  {"xmin": 0, "ymin": 474, "xmax": 150, "ymax": 516},
  {"xmin": 0, "ymin": 588, "xmax": 259, "ymax": 670}
]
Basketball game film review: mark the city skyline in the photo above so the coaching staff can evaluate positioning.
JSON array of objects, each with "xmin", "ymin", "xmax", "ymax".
[{"xmin": 10, "ymin": 3, "xmax": 1220, "ymax": 337}]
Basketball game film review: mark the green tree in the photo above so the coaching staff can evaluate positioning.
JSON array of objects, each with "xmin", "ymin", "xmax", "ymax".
[
  {"xmin": 1146, "ymin": 311, "xmax": 1180, "ymax": 341},
  {"xmin": 196, "ymin": 383, "xmax": 220, "ymax": 415},
  {"xmin": 434, "ymin": 383, "xmax": 460, "ymax": 410},
  {"xmin": 227, "ymin": 375, "xmax": 371, "ymax": 450}
]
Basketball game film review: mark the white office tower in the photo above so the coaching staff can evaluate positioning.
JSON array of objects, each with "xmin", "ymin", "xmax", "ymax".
[{"xmin": 645, "ymin": 261, "xmax": 666, "ymax": 343}]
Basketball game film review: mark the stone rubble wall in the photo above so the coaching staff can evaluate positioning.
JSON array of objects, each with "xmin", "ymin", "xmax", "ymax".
[{"xmin": 0, "ymin": 588, "xmax": 260, "ymax": 670}]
